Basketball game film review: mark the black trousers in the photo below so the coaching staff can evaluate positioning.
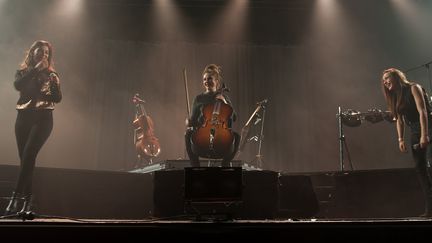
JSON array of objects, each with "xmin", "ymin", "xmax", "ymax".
[
  {"xmin": 14, "ymin": 109, "xmax": 53, "ymax": 196},
  {"xmin": 185, "ymin": 129, "xmax": 240, "ymax": 167},
  {"xmin": 409, "ymin": 122, "xmax": 432, "ymax": 213}
]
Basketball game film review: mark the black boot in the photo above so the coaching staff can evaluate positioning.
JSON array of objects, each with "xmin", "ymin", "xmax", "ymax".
[
  {"xmin": 4, "ymin": 192, "xmax": 23, "ymax": 216},
  {"xmin": 420, "ymin": 194, "xmax": 432, "ymax": 218},
  {"xmin": 18, "ymin": 194, "xmax": 35, "ymax": 220},
  {"xmin": 19, "ymin": 194, "xmax": 33, "ymax": 214}
]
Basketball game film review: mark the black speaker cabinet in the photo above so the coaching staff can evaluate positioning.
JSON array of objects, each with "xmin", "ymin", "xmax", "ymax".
[
  {"xmin": 184, "ymin": 167, "xmax": 243, "ymax": 219},
  {"xmin": 278, "ymin": 175, "xmax": 319, "ymax": 218},
  {"xmin": 240, "ymin": 170, "xmax": 279, "ymax": 219},
  {"xmin": 184, "ymin": 167, "xmax": 243, "ymax": 202},
  {"xmin": 153, "ymin": 170, "xmax": 185, "ymax": 218}
]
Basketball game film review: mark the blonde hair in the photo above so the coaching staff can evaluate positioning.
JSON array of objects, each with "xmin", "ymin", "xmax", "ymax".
[
  {"xmin": 381, "ymin": 68, "xmax": 413, "ymax": 117},
  {"xmin": 203, "ymin": 64, "xmax": 222, "ymax": 86}
]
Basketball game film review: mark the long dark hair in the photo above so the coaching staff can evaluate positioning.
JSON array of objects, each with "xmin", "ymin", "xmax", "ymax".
[
  {"xmin": 20, "ymin": 40, "xmax": 55, "ymax": 71},
  {"xmin": 382, "ymin": 68, "xmax": 413, "ymax": 118}
]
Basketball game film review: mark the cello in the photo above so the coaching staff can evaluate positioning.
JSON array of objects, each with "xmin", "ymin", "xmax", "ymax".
[
  {"xmin": 132, "ymin": 94, "xmax": 161, "ymax": 163},
  {"xmin": 191, "ymin": 84, "xmax": 235, "ymax": 159}
]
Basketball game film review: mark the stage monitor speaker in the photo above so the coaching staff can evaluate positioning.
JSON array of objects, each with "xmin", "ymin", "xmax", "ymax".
[
  {"xmin": 184, "ymin": 167, "xmax": 243, "ymax": 202},
  {"xmin": 278, "ymin": 175, "xmax": 319, "ymax": 218},
  {"xmin": 240, "ymin": 170, "xmax": 279, "ymax": 219},
  {"xmin": 153, "ymin": 170, "xmax": 185, "ymax": 218},
  {"xmin": 184, "ymin": 167, "xmax": 243, "ymax": 219}
]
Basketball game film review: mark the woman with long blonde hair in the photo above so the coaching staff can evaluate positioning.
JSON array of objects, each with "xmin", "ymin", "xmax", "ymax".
[{"xmin": 382, "ymin": 67, "xmax": 432, "ymax": 217}]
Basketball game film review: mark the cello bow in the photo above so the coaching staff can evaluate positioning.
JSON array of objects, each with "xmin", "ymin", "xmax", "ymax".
[{"xmin": 183, "ymin": 68, "xmax": 191, "ymax": 118}]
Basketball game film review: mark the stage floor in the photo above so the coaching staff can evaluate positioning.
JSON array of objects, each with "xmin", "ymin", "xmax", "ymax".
[
  {"xmin": 1, "ymin": 164, "xmax": 431, "ymax": 240},
  {"xmin": 1, "ymin": 216, "xmax": 432, "ymax": 223},
  {"xmin": 1, "ymin": 216, "xmax": 431, "ymax": 240}
]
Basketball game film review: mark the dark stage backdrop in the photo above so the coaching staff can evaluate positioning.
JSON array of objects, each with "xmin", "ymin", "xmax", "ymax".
[{"xmin": 1, "ymin": 0, "xmax": 432, "ymax": 172}]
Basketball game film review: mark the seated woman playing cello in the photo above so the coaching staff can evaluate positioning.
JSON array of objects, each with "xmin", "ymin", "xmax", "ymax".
[{"xmin": 185, "ymin": 64, "xmax": 240, "ymax": 167}]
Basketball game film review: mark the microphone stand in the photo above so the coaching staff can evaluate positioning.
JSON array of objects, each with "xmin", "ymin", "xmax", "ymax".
[
  {"xmin": 252, "ymin": 102, "xmax": 267, "ymax": 169},
  {"xmin": 236, "ymin": 104, "xmax": 263, "ymax": 158},
  {"xmin": 336, "ymin": 106, "xmax": 354, "ymax": 172},
  {"xmin": 427, "ymin": 62, "xmax": 432, "ymax": 99},
  {"xmin": 405, "ymin": 60, "xmax": 432, "ymax": 95}
]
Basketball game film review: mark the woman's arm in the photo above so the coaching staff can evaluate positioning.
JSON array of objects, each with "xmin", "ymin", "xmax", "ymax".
[
  {"xmin": 15, "ymin": 58, "xmax": 49, "ymax": 91},
  {"xmin": 396, "ymin": 114, "xmax": 407, "ymax": 152},
  {"xmin": 412, "ymin": 84, "xmax": 429, "ymax": 148},
  {"xmin": 188, "ymin": 96, "xmax": 199, "ymax": 128},
  {"xmin": 49, "ymin": 72, "xmax": 62, "ymax": 103},
  {"xmin": 13, "ymin": 69, "xmax": 37, "ymax": 91}
]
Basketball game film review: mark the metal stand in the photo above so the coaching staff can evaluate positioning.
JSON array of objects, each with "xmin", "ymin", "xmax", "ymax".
[
  {"xmin": 134, "ymin": 154, "xmax": 153, "ymax": 169},
  {"xmin": 427, "ymin": 63, "xmax": 431, "ymax": 95},
  {"xmin": 427, "ymin": 63, "xmax": 432, "ymax": 104},
  {"xmin": 251, "ymin": 104, "xmax": 266, "ymax": 168},
  {"xmin": 337, "ymin": 106, "xmax": 354, "ymax": 172},
  {"xmin": 236, "ymin": 102, "xmax": 262, "ymax": 158},
  {"xmin": 405, "ymin": 60, "xmax": 432, "ymax": 95}
]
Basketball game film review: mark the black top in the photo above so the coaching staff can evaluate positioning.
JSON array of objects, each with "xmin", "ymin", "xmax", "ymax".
[
  {"xmin": 400, "ymin": 84, "xmax": 431, "ymax": 124},
  {"xmin": 189, "ymin": 91, "xmax": 237, "ymax": 128},
  {"xmin": 14, "ymin": 68, "xmax": 62, "ymax": 110}
]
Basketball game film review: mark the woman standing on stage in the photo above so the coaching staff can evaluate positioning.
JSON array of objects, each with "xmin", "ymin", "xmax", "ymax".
[
  {"xmin": 4, "ymin": 40, "xmax": 62, "ymax": 215},
  {"xmin": 382, "ymin": 67, "xmax": 432, "ymax": 217}
]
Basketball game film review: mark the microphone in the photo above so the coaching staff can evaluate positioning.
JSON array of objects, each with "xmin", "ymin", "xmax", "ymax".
[
  {"xmin": 412, "ymin": 144, "xmax": 420, "ymax": 150},
  {"xmin": 257, "ymin": 99, "xmax": 268, "ymax": 105},
  {"xmin": 412, "ymin": 140, "xmax": 432, "ymax": 150},
  {"xmin": 48, "ymin": 73, "xmax": 58, "ymax": 84}
]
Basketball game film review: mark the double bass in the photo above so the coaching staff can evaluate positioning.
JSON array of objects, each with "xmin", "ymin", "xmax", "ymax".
[
  {"xmin": 191, "ymin": 84, "xmax": 235, "ymax": 159},
  {"xmin": 132, "ymin": 94, "xmax": 161, "ymax": 161}
]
